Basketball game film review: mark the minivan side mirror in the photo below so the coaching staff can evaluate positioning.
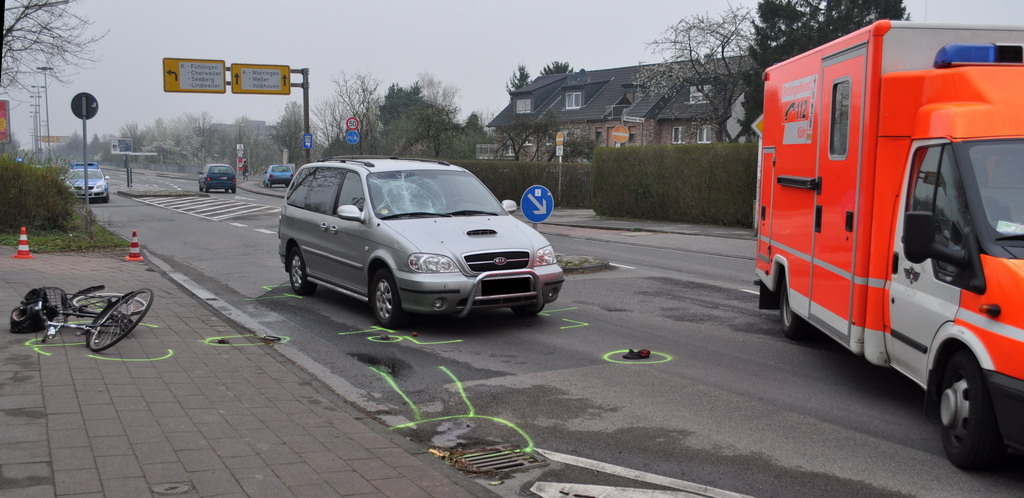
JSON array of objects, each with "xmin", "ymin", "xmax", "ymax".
[
  {"xmin": 336, "ymin": 204, "xmax": 363, "ymax": 222},
  {"xmin": 902, "ymin": 211, "xmax": 967, "ymax": 264},
  {"xmin": 502, "ymin": 200, "xmax": 518, "ymax": 214}
]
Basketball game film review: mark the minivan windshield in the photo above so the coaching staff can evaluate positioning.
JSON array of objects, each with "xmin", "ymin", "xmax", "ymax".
[
  {"xmin": 367, "ymin": 170, "xmax": 504, "ymax": 219},
  {"xmin": 959, "ymin": 140, "xmax": 1024, "ymax": 251}
]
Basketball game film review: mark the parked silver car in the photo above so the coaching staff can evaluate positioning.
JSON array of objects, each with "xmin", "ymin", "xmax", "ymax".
[{"xmin": 277, "ymin": 157, "xmax": 564, "ymax": 328}]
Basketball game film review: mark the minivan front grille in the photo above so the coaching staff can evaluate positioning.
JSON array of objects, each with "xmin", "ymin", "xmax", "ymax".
[{"xmin": 464, "ymin": 251, "xmax": 531, "ymax": 272}]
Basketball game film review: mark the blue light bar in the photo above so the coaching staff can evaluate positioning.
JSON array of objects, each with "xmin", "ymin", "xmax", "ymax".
[{"xmin": 934, "ymin": 43, "xmax": 1024, "ymax": 68}]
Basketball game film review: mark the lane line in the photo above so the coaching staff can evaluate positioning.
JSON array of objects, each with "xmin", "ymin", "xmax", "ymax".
[
  {"xmin": 229, "ymin": 223, "xmax": 248, "ymax": 228},
  {"xmin": 254, "ymin": 228, "xmax": 276, "ymax": 234},
  {"xmin": 738, "ymin": 289, "xmax": 758, "ymax": 295},
  {"xmin": 535, "ymin": 448, "xmax": 749, "ymax": 498},
  {"xmin": 610, "ymin": 263, "xmax": 636, "ymax": 269}
]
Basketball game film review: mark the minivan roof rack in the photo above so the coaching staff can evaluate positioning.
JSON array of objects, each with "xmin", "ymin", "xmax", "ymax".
[
  {"xmin": 394, "ymin": 157, "xmax": 451, "ymax": 166},
  {"xmin": 318, "ymin": 156, "xmax": 384, "ymax": 167}
]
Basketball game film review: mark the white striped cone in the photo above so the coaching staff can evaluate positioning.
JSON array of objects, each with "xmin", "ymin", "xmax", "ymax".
[
  {"xmin": 13, "ymin": 227, "xmax": 33, "ymax": 259},
  {"xmin": 125, "ymin": 230, "xmax": 144, "ymax": 261}
]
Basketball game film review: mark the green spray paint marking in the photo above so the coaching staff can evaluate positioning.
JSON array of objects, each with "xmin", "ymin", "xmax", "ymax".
[
  {"xmin": 369, "ymin": 365, "xmax": 423, "ymax": 422},
  {"xmin": 373, "ymin": 365, "xmax": 535, "ymax": 452},
  {"xmin": 88, "ymin": 349, "xmax": 174, "ymax": 361},
  {"xmin": 538, "ymin": 307, "xmax": 578, "ymax": 316},
  {"xmin": 202, "ymin": 334, "xmax": 291, "ymax": 346},
  {"xmin": 537, "ymin": 307, "xmax": 590, "ymax": 329},
  {"xmin": 23, "ymin": 338, "xmax": 173, "ymax": 362},
  {"xmin": 340, "ymin": 326, "xmax": 463, "ymax": 345},
  {"xmin": 602, "ymin": 350, "xmax": 673, "ymax": 364},
  {"xmin": 560, "ymin": 319, "xmax": 589, "ymax": 329}
]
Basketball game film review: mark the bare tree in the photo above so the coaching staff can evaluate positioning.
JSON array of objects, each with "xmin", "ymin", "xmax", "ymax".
[
  {"xmin": 270, "ymin": 102, "xmax": 305, "ymax": 164},
  {"xmin": 314, "ymin": 71, "xmax": 382, "ymax": 156},
  {"xmin": 2, "ymin": 0, "xmax": 107, "ymax": 91},
  {"xmin": 640, "ymin": 4, "xmax": 755, "ymax": 142}
]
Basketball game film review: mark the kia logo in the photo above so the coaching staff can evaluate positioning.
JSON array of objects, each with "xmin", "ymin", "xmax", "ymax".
[{"xmin": 493, "ymin": 257, "xmax": 508, "ymax": 266}]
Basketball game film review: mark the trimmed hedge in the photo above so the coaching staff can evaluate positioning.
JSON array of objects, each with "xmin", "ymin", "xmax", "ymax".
[
  {"xmin": 591, "ymin": 144, "xmax": 757, "ymax": 227},
  {"xmin": 0, "ymin": 156, "xmax": 77, "ymax": 231},
  {"xmin": 453, "ymin": 159, "xmax": 591, "ymax": 208}
]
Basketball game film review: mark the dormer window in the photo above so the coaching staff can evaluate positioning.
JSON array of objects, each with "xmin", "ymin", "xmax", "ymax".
[
  {"xmin": 689, "ymin": 85, "xmax": 708, "ymax": 104},
  {"xmin": 516, "ymin": 98, "xmax": 531, "ymax": 113},
  {"xmin": 565, "ymin": 91, "xmax": 582, "ymax": 110}
]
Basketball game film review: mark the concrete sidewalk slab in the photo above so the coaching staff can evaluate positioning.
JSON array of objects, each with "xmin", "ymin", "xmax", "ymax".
[{"xmin": 0, "ymin": 246, "xmax": 489, "ymax": 497}]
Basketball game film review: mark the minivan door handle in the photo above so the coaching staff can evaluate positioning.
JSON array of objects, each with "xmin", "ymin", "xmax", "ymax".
[
  {"xmin": 319, "ymin": 222, "xmax": 328, "ymax": 232},
  {"xmin": 329, "ymin": 224, "xmax": 338, "ymax": 234}
]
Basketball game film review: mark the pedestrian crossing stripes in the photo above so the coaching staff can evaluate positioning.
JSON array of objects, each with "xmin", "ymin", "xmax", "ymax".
[{"xmin": 132, "ymin": 196, "xmax": 281, "ymax": 221}]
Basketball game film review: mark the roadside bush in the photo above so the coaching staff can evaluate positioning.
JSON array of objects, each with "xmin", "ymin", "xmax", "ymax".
[
  {"xmin": 0, "ymin": 155, "xmax": 77, "ymax": 231},
  {"xmin": 591, "ymin": 144, "xmax": 757, "ymax": 227},
  {"xmin": 452, "ymin": 159, "xmax": 591, "ymax": 208}
]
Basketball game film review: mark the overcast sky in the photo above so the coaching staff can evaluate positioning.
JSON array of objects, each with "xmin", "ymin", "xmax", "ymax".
[{"xmin": 4, "ymin": 0, "xmax": 1023, "ymax": 145}]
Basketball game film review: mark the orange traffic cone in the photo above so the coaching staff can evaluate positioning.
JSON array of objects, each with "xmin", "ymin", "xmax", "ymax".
[
  {"xmin": 125, "ymin": 230, "xmax": 144, "ymax": 262},
  {"xmin": 13, "ymin": 227, "xmax": 33, "ymax": 259}
]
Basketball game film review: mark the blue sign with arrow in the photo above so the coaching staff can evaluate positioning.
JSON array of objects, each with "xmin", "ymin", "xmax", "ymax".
[
  {"xmin": 521, "ymin": 185, "xmax": 554, "ymax": 223},
  {"xmin": 302, "ymin": 133, "xmax": 313, "ymax": 149},
  {"xmin": 345, "ymin": 130, "xmax": 360, "ymax": 145}
]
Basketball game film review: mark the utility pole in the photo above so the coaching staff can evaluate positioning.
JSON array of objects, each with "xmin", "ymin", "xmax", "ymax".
[{"xmin": 37, "ymin": 67, "xmax": 54, "ymax": 153}]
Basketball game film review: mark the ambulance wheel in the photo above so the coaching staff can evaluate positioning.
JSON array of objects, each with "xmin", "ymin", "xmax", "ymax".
[
  {"xmin": 939, "ymin": 350, "xmax": 1004, "ymax": 469},
  {"xmin": 779, "ymin": 276, "xmax": 810, "ymax": 340}
]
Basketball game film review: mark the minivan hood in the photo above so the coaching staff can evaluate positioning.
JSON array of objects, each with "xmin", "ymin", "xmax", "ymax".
[{"xmin": 382, "ymin": 215, "xmax": 549, "ymax": 257}]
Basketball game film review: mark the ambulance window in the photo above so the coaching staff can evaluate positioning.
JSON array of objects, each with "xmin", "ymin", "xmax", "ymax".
[
  {"xmin": 829, "ymin": 79, "xmax": 851, "ymax": 158},
  {"xmin": 907, "ymin": 145, "xmax": 973, "ymax": 277}
]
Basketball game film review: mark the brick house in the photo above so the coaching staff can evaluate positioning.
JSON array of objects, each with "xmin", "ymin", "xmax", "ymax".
[{"xmin": 487, "ymin": 63, "xmax": 746, "ymax": 157}]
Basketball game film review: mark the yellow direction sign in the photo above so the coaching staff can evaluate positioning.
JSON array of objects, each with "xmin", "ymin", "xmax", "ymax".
[
  {"xmin": 230, "ymin": 64, "xmax": 291, "ymax": 95},
  {"xmin": 163, "ymin": 58, "xmax": 226, "ymax": 93}
]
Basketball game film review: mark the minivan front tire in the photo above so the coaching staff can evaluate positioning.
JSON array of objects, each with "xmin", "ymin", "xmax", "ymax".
[
  {"xmin": 288, "ymin": 247, "xmax": 317, "ymax": 295},
  {"xmin": 371, "ymin": 268, "xmax": 409, "ymax": 329}
]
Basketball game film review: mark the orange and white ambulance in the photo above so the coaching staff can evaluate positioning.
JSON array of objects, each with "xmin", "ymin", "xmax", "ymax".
[{"xmin": 755, "ymin": 21, "xmax": 1024, "ymax": 469}]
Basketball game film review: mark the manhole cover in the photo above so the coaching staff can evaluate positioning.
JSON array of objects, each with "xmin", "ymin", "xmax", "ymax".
[
  {"xmin": 151, "ymin": 483, "xmax": 192, "ymax": 495},
  {"xmin": 444, "ymin": 446, "xmax": 546, "ymax": 473}
]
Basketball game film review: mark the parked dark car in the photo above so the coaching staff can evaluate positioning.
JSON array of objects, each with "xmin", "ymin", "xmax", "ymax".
[
  {"xmin": 263, "ymin": 164, "xmax": 294, "ymax": 187},
  {"xmin": 198, "ymin": 164, "xmax": 236, "ymax": 193}
]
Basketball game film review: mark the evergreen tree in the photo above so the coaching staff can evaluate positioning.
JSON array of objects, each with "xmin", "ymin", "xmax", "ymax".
[
  {"xmin": 505, "ymin": 64, "xmax": 531, "ymax": 93},
  {"xmin": 540, "ymin": 61, "xmax": 573, "ymax": 75}
]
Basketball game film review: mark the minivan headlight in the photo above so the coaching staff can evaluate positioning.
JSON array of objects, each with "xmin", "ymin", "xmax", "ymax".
[
  {"xmin": 535, "ymin": 246, "xmax": 557, "ymax": 266},
  {"xmin": 409, "ymin": 253, "xmax": 459, "ymax": 273}
]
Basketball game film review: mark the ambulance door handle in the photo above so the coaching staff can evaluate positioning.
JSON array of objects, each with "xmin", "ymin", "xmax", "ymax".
[
  {"xmin": 814, "ymin": 206, "xmax": 822, "ymax": 233},
  {"xmin": 845, "ymin": 211, "xmax": 854, "ymax": 232},
  {"xmin": 892, "ymin": 252, "xmax": 899, "ymax": 275},
  {"xmin": 760, "ymin": 205, "xmax": 766, "ymax": 221}
]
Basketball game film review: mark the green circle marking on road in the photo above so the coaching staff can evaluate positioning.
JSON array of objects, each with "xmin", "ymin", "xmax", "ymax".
[
  {"xmin": 202, "ymin": 334, "xmax": 291, "ymax": 346},
  {"xmin": 602, "ymin": 350, "xmax": 673, "ymax": 364}
]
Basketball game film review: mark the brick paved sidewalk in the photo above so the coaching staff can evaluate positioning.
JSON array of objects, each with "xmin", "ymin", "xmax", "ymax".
[{"xmin": 0, "ymin": 247, "xmax": 487, "ymax": 497}]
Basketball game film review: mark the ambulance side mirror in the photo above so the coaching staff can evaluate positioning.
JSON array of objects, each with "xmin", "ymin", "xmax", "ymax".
[{"xmin": 903, "ymin": 211, "xmax": 967, "ymax": 265}]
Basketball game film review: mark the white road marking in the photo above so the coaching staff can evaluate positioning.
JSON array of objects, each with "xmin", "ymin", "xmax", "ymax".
[
  {"xmin": 229, "ymin": 223, "xmax": 248, "ymax": 228},
  {"xmin": 739, "ymin": 289, "xmax": 759, "ymax": 295},
  {"xmin": 235, "ymin": 196, "xmax": 254, "ymax": 200},
  {"xmin": 254, "ymin": 228, "xmax": 276, "ymax": 234},
  {"xmin": 530, "ymin": 482, "xmax": 704, "ymax": 497},
  {"xmin": 534, "ymin": 448, "xmax": 749, "ymax": 498},
  {"xmin": 609, "ymin": 263, "xmax": 636, "ymax": 269}
]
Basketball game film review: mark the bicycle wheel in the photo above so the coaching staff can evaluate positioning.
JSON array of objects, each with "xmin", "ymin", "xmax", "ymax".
[
  {"xmin": 72, "ymin": 292, "xmax": 149, "ymax": 315},
  {"xmin": 88, "ymin": 289, "xmax": 154, "ymax": 352}
]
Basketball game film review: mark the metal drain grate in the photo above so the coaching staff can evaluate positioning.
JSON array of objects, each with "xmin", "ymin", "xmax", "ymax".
[{"xmin": 450, "ymin": 446, "xmax": 546, "ymax": 473}]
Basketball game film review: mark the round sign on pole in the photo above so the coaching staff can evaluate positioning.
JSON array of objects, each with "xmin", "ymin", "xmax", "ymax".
[
  {"xmin": 345, "ymin": 130, "xmax": 360, "ymax": 145},
  {"xmin": 346, "ymin": 117, "xmax": 360, "ymax": 130},
  {"xmin": 555, "ymin": 132, "xmax": 565, "ymax": 146},
  {"xmin": 520, "ymin": 185, "xmax": 554, "ymax": 224},
  {"xmin": 71, "ymin": 92, "xmax": 98, "ymax": 120},
  {"xmin": 610, "ymin": 125, "xmax": 629, "ymax": 144}
]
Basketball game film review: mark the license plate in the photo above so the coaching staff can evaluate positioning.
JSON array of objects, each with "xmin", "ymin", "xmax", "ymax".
[{"xmin": 481, "ymin": 277, "xmax": 531, "ymax": 296}]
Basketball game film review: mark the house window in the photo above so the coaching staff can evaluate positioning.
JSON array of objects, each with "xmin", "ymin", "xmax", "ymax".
[
  {"xmin": 628, "ymin": 128, "xmax": 637, "ymax": 143},
  {"xmin": 689, "ymin": 86, "xmax": 708, "ymax": 104},
  {"xmin": 516, "ymin": 98, "xmax": 531, "ymax": 113},
  {"xmin": 697, "ymin": 125, "xmax": 713, "ymax": 143},
  {"xmin": 672, "ymin": 126, "xmax": 684, "ymax": 144},
  {"xmin": 565, "ymin": 92, "xmax": 582, "ymax": 109},
  {"xmin": 595, "ymin": 129, "xmax": 604, "ymax": 144}
]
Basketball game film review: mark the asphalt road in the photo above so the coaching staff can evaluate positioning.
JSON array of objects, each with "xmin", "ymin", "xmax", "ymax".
[{"xmin": 90, "ymin": 166, "xmax": 1024, "ymax": 497}]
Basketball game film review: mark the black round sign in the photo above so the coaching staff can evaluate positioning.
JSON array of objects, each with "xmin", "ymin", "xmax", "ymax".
[{"xmin": 71, "ymin": 92, "xmax": 98, "ymax": 120}]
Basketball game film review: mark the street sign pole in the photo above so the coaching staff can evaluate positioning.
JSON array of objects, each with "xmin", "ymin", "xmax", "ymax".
[{"xmin": 81, "ymin": 96, "xmax": 88, "ymax": 208}]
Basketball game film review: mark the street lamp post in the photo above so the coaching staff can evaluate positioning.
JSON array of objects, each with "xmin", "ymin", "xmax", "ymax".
[{"xmin": 36, "ymin": 67, "xmax": 54, "ymax": 152}]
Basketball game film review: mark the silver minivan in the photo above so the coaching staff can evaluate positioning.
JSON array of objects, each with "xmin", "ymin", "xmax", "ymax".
[{"xmin": 277, "ymin": 157, "xmax": 564, "ymax": 328}]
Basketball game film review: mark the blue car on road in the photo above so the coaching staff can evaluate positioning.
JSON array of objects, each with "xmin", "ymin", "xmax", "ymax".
[
  {"xmin": 198, "ymin": 164, "xmax": 236, "ymax": 193},
  {"xmin": 262, "ymin": 164, "xmax": 293, "ymax": 188}
]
